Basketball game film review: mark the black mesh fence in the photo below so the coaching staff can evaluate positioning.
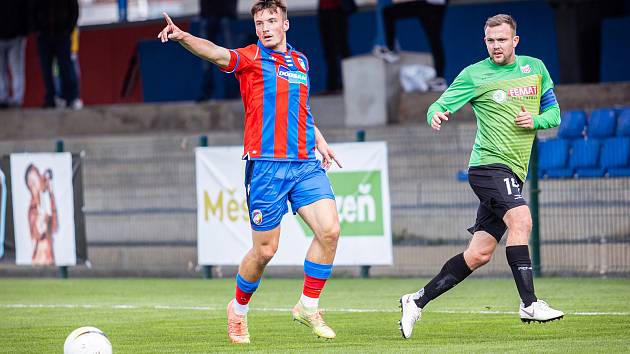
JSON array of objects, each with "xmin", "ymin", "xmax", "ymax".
[{"xmin": 0, "ymin": 123, "xmax": 628, "ymax": 277}]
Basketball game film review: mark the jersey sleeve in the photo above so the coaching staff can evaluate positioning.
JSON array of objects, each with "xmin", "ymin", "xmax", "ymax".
[
  {"xmin": 220, "ymin": 45, "xmax": 257, "ymax": 74},
  {"xmin": 539, "ymin": 59, "xmax": 554, "ymax": 95},
  {"xmin": 426, "ymin": 67, "xmax": 476, "ymax": 126},
  {"xmin": 533, "ymin": 60, "xmax": 561, "ymax": 129}
]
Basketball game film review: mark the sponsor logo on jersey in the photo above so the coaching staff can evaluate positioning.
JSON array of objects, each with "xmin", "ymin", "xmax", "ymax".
[
  {"xmin": 508, "ymin": 85, "xmax": 538, "ymax": 97},
  {"xmin": 520, "ymin": 64, "xmax": 532, "ymax": 73},
  {"xmin": 297, "ymin": 57, "xmax": 306, "ymax": 71},
  {"xmin": 277, "ymin": 65, "xmax": 308, "ymax": 85},
  {"xmin": 252, "ymin": 209, "xmax": 263, "ymax": 225},
  {"xmin": 492, "ymin": 89, "xmax": 507, "ymax": 103}
]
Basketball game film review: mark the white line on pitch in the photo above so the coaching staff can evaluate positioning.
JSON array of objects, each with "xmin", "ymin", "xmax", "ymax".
[{"xmin": 2, "ymin": 304, "xmax": 630, "ymax": 316}]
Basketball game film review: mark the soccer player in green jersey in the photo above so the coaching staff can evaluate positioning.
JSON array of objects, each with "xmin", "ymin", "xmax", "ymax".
[{"xmin": 398, "ymin": 14, "xmax": 564, "ymax": 339}]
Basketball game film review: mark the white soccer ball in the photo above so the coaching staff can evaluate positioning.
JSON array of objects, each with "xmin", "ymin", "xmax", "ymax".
[{"xmin": 63, "ymin": 326, "xmax": 112, "ymax": 354}]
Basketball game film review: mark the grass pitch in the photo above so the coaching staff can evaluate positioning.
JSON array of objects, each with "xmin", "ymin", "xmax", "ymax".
[{"xmin": 1, "ymin": 277, "xmax": 629, "ymax": 353}]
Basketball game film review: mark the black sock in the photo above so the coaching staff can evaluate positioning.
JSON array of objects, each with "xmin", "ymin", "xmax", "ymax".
[
  {"xmin": 506, "ymin": 245, "xmax": 537, "ymax": 307},
  {"xmin": 413, "ymin": 253, "xmax": 473, "ymax": 308}
]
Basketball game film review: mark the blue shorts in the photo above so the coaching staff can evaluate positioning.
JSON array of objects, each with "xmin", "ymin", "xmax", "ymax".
[{"xmin": 244, "ymin": 160, "xmax": 335, "ymax": 231}]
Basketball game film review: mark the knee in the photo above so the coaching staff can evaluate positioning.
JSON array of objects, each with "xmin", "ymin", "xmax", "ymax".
[
  {"xmin": 465, "ymin": 250, "xmax": 493, "ymax": 269},
  {"xmin": 317, "ymin": 224, "xmax": 340, "ymax": 247},
  {"xmin": 511, "ymin": 216, "xmax": 532, "ymax": 235},
  {"xmin": 254, "ymin": 244, "xmax": 278, "ymax": 265}
]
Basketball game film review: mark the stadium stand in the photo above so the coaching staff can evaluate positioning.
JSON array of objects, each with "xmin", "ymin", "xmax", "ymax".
[
  {"xmin": 538, "ymin": 138, "xmax": 572, "ymax": 178},
  {"xmin": 586, "ymin": 108, "xmax": 617, "ymax": 139},
  {"xmin": 601, "ymin": 137, "xmax": 630, "ymax": 177},
  {"xmin": 571, "ymin": 139, "xmax": 603, "ymax": 178},
  {"xmin": 557, "ymin": 110, "xmax": 587, "ymax": 139},
  {"xmin": 617, "ymin": 109, "xmax": 630, "ymax": 137},
  {"xmin": 538, "ymin": 108, "xmax": 630, "ymax": 179}
]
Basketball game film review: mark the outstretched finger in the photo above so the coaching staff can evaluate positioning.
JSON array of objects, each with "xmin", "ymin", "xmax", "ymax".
[
  {"xmin": 163, "ymin": 12, "xmax": 174, "ymax": 26},
  {"xmin": 329, "ymin": 152, "xmax": 343, "ymax": 168}
]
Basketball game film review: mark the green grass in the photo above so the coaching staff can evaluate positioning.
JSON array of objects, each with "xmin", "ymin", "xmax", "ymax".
[{"xmin": 1, "ymin": 277, "xmax": 629, "ymax": 353}]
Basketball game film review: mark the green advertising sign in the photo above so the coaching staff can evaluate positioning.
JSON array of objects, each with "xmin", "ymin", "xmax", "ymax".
[{"xmin": 299, "ymin": 171, "xmax": 384, "ymax": 237}]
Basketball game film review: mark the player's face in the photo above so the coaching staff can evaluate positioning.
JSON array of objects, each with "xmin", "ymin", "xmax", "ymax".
[
  {"xmin": 484, "ymin": 23, "xmax": 519, "ymax": 65},
  {"xmin": 254, "ymin": 9, "xmax": 289, "ymax": 52}
]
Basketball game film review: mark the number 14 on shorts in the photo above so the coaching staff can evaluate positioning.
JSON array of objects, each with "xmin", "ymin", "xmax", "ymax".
[{"xmin": 503, "ymin": 177, "xmax": 522, "ymax": 199}]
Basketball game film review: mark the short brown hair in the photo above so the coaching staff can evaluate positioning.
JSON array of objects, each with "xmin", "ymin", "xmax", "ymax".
[
  {"xmin": 251, "ymin": 0, "xmax": 287, "ymax": 18},
  {"xmin": 484, "ymin": 14, "xmax": 517, "ymax": 34}
]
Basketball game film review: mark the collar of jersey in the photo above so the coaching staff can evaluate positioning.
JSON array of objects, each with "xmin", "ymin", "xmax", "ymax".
[{"xmin": 257, "ymin": 40, "xmax": 294, "ymax": 56}]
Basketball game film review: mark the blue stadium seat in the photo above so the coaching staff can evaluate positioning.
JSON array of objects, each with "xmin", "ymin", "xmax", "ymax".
[
  {"xmin": 587, "ymin": 108, "xmax": 616, "ymax": 138},
  {"xmin": 557, "ymin": 111, "xmax": 587, "ymax": 139},
  {"xmin": 538, "ymin": 139, "xmax": 572, "ymax": 178},
  {"xmin": 603, "ymin": 137, "xmax": 630, "ymax": 177},
  {"xmin": 570, "ymin": 139, "xmax": 603, "ymax": 178},
  {"xmin": 616, "ymin": 109, "xmax": 630, "ymax": 137}
]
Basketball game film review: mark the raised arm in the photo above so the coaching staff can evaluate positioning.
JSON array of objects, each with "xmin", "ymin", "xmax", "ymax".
[{"xmin": 157, "ymin": 12, "xmax": 231, "ymax": 68}]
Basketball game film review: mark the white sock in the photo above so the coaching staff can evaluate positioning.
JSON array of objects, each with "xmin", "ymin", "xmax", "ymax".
[
  {"xmin": 300, "ymin": 294, "xmax": 319, "ymax": 309},
  {"xmin": 233, "ymin": 300, "xmax": 249, "ymax": 315}
]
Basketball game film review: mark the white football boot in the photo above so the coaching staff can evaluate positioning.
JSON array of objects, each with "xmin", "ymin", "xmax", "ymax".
[
  {"xmin": 520, "ymin": 300, "xmax": 564, "ymax": 323},
  {"xmin": 399, "ymin": 294, "xmax": 422, "ymax": 339}
]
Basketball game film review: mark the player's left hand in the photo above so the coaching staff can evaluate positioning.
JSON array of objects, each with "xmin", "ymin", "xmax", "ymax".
[
  {"xmin": 515, "ymin": 105, "xmax": 534, "ymax": 129},
  {"xmin": 317, "ymin": 142, "xmax": 343, "ymax": 170}
]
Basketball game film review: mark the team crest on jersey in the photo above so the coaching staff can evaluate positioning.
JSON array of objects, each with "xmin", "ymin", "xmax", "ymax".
[
  {"xmin": 252, "ymin": 209, "xmax": 263, "ymax": 225},
  {"xmin": 520, "ymin": 64, "xmax": 532, "ymax": 74},
  {"xmin": 277, "ymin": 65, "xmax": 308, "ymax": 85},
  {"xmin": 297, "ymin": 57, "xmax": 307, "ymax": 71},
  {"xmin": 492, "ymin": 89, "xmax": 507, "ymax": 103}
]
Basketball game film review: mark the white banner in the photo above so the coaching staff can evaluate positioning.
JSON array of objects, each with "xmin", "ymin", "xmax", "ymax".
[
  {"xmin": 10, "ymin": 153, "xmax": 76, "ymax": 266},
  {"xmin": 196, "ymin": 142, "xmax": 392, "ymax": 266}
]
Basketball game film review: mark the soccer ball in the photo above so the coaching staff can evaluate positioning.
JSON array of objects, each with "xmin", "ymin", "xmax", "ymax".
[{"xmin": 63, "ymin": 326, "xmax": 112, "ymax": 354}]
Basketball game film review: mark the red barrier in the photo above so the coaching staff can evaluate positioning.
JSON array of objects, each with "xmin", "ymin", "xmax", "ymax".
[{"xmin": 23, "ymin": 19, "xmax": 191, "ymax": 108}]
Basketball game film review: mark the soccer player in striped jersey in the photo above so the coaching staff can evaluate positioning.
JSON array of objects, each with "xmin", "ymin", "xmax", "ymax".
[
  {"xmin": 159, "ymin": 0, "xmax": 341, "ymax": 344},
  {"xmin": 398, "ymin": 14, "xmax": 564, "ymax": 339}
]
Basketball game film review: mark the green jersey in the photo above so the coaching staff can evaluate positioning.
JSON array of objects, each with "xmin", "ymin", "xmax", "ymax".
[{"xmin": 427, "ymin": 55, "xmax": 561, "ymax": 181}]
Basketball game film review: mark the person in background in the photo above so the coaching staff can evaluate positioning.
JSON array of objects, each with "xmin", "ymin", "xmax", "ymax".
[
  {"xmin": 197, "ymin": 0, "xmax": 238, "ymax": 102},
  {"xmin": 317, "ymin": 0, "xmax": 356, "ymax": 94},
  {"xmin": 35, "ymin": 0, "xmax": 81, "ymax": 109},
  {"xmin": 0, "ymin": 0, "xmax": 31, "ymax": 109},
  {"xmin": 373, "ymin": 0, "xmax": 448, "ymax": 90}
]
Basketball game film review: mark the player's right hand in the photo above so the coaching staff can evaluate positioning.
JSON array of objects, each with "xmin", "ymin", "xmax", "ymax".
[
  {"xmin": 431, "ymin": 111, "xmax": 449, "ymax": 131},
  {"xmin": 157, "ymin": 12, "xmax": 186, "ymax": 43}
]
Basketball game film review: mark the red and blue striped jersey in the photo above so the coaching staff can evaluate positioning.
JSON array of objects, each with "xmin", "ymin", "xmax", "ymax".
[{"xmin": 222, "ymin": 41, "xmax": 316, "ymax": 161}]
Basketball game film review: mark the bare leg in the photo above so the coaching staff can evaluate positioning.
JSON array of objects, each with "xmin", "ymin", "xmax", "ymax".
[{"xmin": 238, "ymin": 227, "xmax": 281, "ymax": 281}]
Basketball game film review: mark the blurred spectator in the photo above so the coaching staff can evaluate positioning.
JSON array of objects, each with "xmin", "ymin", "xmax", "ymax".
[
  {"xmin": 197, "ymin": 0, "xmax": 238, "ymax": 102},
  {"xmin": 318, "ymin": 0, "xmax": 356, "ymax": 94},
  {"xmin": 54, "ymin": 27, "xmax": 83, "ymax": 109},
  {"xmin": 373, "ymin": 0, "xmax": 448, "ymax": 90},
  {"xmin": 35, "ymin": 0, "xmax": 81, "ymax": 109},
  {"xmin": 0, "ymin": 0, "xmax": 31, "ymax": 108}
]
